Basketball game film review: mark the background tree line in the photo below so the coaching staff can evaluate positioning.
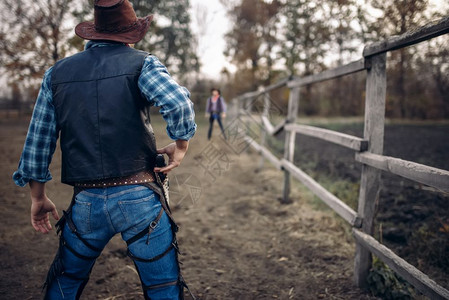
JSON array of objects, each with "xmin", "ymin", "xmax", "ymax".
[
  {"xmin": 0, "ymin": 0, "xmax": 448, "ymax": 119},
  {"xmin": 220, "ymin": 0, "xmax": 449, "ymax": 119},
  {"xmin": 0, "ymin": 0, "xmax": 198, "ymax": 108}
]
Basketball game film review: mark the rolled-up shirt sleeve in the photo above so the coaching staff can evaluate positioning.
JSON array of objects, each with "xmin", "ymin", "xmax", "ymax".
[
  {"xmin": 12, "ymin": 67, "xmax": 58, "ymax": 187},
  {"xmin": 138, "ymin": 55, "xmax": 197, "ymax": 140}
]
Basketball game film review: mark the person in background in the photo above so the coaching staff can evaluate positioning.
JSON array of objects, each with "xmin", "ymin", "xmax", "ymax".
[
  {"xmin": 205, "ymin": 88, "xmax": 227, "ymax": 140},
  {"xmin": 12, "ymin": 0, "xmax": 196, "ymax": 299}
]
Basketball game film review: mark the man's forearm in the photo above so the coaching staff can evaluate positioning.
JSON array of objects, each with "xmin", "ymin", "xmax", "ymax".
[
  {"xmin": 176, "ymin": 139, "xmax": 189, "ymax": 151},
  {"xmin": 29, "ymin": 180, "xmax": 59, "ymax": 234},
  {"xmin": 29, "ymin": 180, "xmax": 46, "ymax": 201}
]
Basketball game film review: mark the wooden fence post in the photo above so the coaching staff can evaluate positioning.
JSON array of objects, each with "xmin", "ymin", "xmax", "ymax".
[
  {"xmin": 282, "ymin": 87, "xmax": 300, "ymax": 204},
  {"xmin": 243, "ymin": 97, "xmax": 254, "ymax": 154},
  {"xmin": 258, "ymin": 93, "xmax": 271, "ymax": 170},
  {"xmin": 229, "ymin": 98, "xmax": 237, "ymax": 121},
  {"xmin": 354, "ymin": 53, "xmax": 387, "ymax": 287}
]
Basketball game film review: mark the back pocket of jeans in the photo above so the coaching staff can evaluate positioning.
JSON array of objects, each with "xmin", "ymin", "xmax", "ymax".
[
  {"xmin": 72, "ymin": 199, "xmax": 92, "ymax": 234},
  {"xmin": 118, "ymin": 194, "xmax": 157, "ymax": 233}
]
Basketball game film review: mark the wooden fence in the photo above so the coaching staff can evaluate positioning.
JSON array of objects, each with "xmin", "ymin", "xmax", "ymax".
[{"xmin": 227, "ymin": 16, "xmax": 449, "ymax": 299}]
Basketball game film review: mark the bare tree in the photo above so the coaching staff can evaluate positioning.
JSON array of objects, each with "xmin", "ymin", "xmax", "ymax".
[
  {"xmin": 0, "ymin": 0, "xmax": 75, "ymax": 99},
  {"xmin": 371, "ymin": 0, "xmax": 428, "ymax": 118},
  {"xmin": 223, "ymin": 0, "xmax": 283, "ymax": 92}
]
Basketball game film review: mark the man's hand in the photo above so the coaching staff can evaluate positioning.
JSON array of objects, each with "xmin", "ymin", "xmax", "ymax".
[
  {"xmin": 222, "ymin": 112, "xmax": 226, "ymax": 118},
  {"xmin": 29, "ymin": 181, "xmax": 59, "ymax": 234},
  {"xmin": 205, "ymin": 112, "xmax": 210, "ymax": 118},
  {"xmin": 154, "ymin": 140, "xmax": 189, "ymax": 174}
]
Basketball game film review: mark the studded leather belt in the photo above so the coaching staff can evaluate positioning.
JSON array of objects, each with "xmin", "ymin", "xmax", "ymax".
[{"xmin": 73, "ymin": 170, "xmax": 155, "ymax": 188}]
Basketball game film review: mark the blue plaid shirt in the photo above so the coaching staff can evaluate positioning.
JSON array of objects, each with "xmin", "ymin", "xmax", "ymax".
[{"xmin": 13, "ymin": 41, "xmax": 196, "ymax": 187}]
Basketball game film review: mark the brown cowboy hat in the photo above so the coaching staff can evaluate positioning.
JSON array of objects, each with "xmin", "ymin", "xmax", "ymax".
[{"xmin": 75, "ymin": 0, "xmax": 153, "ymax": 44}]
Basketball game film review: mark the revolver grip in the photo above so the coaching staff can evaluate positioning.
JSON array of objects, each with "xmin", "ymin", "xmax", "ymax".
[{"xmin": 155, "ymin": 154, "xmax": 167, "ymax": 182}]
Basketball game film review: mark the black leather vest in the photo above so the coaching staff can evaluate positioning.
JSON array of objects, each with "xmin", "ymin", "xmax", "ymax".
[{"xmin": 51, "ymin": 44, "xmax": 157, "ymax": 184}]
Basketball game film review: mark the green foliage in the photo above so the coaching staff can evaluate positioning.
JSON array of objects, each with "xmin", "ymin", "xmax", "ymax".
[
  {"xmin": 294, "ymin": 175, "xmax": 360, "ymax": 213},
  {"xmin": 367, "ymin": 257, "xmax": 414, "ymax": 300},
  {"xmin": 325, "ymin": 179, "xmax": 359, "ymax": 211}
]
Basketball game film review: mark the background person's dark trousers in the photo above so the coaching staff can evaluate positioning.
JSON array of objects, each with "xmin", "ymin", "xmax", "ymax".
[{"xmin": 208, "ymin": 113, "xmax": 226, "ymax": 140}]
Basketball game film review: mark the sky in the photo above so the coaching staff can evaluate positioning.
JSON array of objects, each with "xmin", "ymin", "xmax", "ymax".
[{"xmin": 189, "ymin": 0, "xmax": 235, "ymax": 80}]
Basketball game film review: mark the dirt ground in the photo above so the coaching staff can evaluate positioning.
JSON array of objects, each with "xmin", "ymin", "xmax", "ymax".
[{"xmin": 0, "ymin": 115, "xmax": 378, "ymax": 299}]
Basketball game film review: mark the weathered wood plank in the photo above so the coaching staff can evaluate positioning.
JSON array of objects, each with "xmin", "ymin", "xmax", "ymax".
[
  {"xmin": 244, "ymin": 136, "xmax": 283, "ymax": 170},
  {"xmin": 354, "ymin": 53, "xmax": 387, "ymax": 288},
  {"xmin": 353, "ymin": 229, "xmax": 449, "ymax": 300},
  {"xmin": 261, "ymin": 116, "xmax": 274, "ymax": 134},
  {"xmin": 240, "ymin": 90, "xmax": 260, "ymax": 100},
  {"xmin": 227, "ymin": 99, "xmax": 239, "ymax": 120},
  {"xmin": 258, "ymin": 93, "xmax": 271, "ymax": 170},
  {"xmin": 271, "ymin": 119, "xmax": 287, "ymax": 136},
  {"xmin": 259, "ymin": 77, "xmax": 290, "ymax": 94},
  {"xmin": 281, "ymin": 159, "xmax": 361, "ymax": 226},
  {"xmin": 261, "ymin": 116, "xmax": 287, "ymax": 136},
  {"xmin": 364, "ymin": 16, "xmax": 449, "ymax": 57},
  {"xmin": 240, "ymin": 77, "xmax": 290, "ymax": 100},
  {"xmin": 285, "ymin": 123, "xmax": 368, "ymax": 151},
  {"xmin": 287, "ymin": 59, "xmax": 366, "ymax": 88},
  {"xmin": 260, "ymin": 145, "xmax": 283, "ymax": 170},
  {"xmin": 282, "ymin": 88, "xmax": 300, "ymax": 204},
  {"xmin": 355, "ymin": 152, "xmax": 449, "ymax": 193}
]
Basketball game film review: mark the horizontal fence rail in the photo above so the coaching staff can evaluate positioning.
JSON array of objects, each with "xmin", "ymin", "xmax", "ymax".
[
  {"xmin": 244, "ymin": 136, "xmax": 283, "ymax": 170},
  {"xmin": 285, "ymin": 123, "xmax": 368, "ymax": 151},
  {"xmin": 355, "ymin": 152, "xmax": 449, "ymax": 193},
  {"xmin": 239, "ymin": 77, "xmax": 290, "ymax": 100},
  {"xmin": 261, "ymin": 116, "xmax": 286, "ymax": 136},
  {"xmin": 229, "ymin": 16, "xmax": 449, "ymax": 299},
  {"xmin": 281, "ymin": 159, "xmax": 362, "ymax": 227},
  {"xmin": 353, "ymin": 229, "xmax": 449, "ymax": 300},
  {"xmin": 363, "ymin": 16, "xmax": 449, "ymax": 57},
  {"xmin": 288, "ymin": 59, "xmax": 367, "ymax": 88}
]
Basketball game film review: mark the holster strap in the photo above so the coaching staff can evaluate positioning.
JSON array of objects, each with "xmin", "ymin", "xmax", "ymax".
[
  {"xmin": 64, "ymin": 210, "xmax": 102, "ymax": 252},
  {"xmin": 144, "ymin": 280, "xmax": 179, "ymax": 291},
  {"xmin": 140, "ymin": 182, "xmax": 178, "ymax": 233},
  {"xmin": 62, "ymin": 239, "xmax": 99, "ymax": 261},
  {"xmin": 127, "ymin": 241, "xmax": 175, "ymax": 263},
  {"xmin": 126, "ymin": 207, "xmax": 164, "ymax": 246}
]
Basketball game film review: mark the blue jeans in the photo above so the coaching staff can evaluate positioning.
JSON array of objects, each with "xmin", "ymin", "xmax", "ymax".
[{"xmin": 45, "ymin": 185, "xmax": 180, "ymax": 299}]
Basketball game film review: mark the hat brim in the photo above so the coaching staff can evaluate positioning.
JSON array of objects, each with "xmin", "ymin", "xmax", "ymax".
[{"xmin": 75, "ymin": 15, "xmax": 153, "ymax": 44}]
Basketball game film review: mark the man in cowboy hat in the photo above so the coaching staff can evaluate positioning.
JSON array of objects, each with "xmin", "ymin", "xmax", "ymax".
[{"xmin": 12, "ymin": 0, "xmax": 196, "ymax": 299}]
